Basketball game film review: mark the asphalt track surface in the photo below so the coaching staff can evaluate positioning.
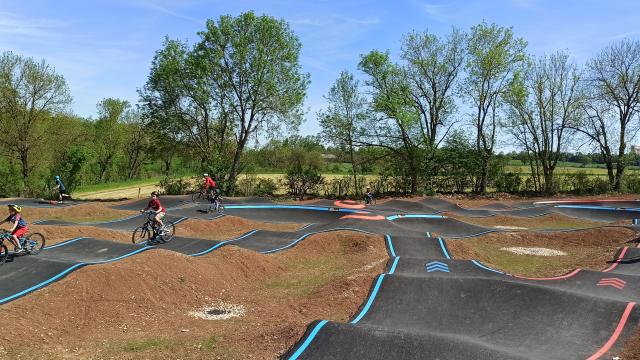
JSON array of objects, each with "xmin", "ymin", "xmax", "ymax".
[{"xmin": 2, "ymin": 196, "xmax": 640, "ymax": 359}]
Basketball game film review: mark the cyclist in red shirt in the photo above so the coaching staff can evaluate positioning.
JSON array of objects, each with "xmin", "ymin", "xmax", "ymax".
[
  {"xmin": 202, "ymin": 173, "xmax": 217, "ymax": 199},
  {"xmin": 141, "ymin": 191, "xmax": 166, "ymax": 229}
]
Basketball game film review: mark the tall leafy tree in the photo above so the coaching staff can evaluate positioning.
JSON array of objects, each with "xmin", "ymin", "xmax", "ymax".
[
  {"xmin": 0, "ymin": 51, "xmax": 71, "ymax": 193},
  {"xmin": 570, "ymin": 39, "xmax": 640, "ymax": 191},
  {"xmin": 94, "ymin": 98, "xmax": 129, "ymax": 181},
  {"xmin": 401, "ymin": 28, "xmax": 466, "ymax": 161},
  {"xmin": 505, "ymin": 51, "xmax": 582, "ymax": 194},
  {"xmin": 195, "ymin": 11, "xmax": 310, "ymax": 188},
  {"xmin": 464, "ymin": 22, "xmax": 527, "ymax": 193},
  {"xmin": 358, "ymin": 50, "xmax": 423, "ymax": 193},
  {"xmin": 318, "ymin": 71, "xmax": 367, "ymax": 195}
]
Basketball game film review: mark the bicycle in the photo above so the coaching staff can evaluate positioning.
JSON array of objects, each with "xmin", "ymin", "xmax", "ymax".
[
  {"xmin": 0, "ymin": 231, "xmax": 45, "ymax": 264},
  {"xmin": 364, "ymin": 193, "xmax": 377, "ymax": 205},
  {"xmin": 206, "ymin": 193, "xmax": 224, "ymax": 214},
  {"xmin": 191, "ymin": 189, "xmax": 206, "ymax": 203},
  {"xmin": 131, "ymin": 211, "xmax": 176, "ymax": 245}
]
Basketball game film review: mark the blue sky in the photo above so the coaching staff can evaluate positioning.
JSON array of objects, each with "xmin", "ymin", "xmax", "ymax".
[{"xmin": 1, "ymin": 0, "xmax": 639, "ymax": 138}]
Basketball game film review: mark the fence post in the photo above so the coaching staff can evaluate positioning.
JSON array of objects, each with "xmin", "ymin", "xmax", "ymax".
[{"xmin": 138, "ymin": 187, "xmax": 141, "ymax": 199}]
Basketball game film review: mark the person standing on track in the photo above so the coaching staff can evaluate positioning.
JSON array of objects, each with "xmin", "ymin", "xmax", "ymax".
[
  {"xmin": 141, "ymin": 191, "xmax": 166, "ymax": 232},
  {"xmin": 54, "ymin": 175, "xmax": 71, "ymax": 202},
  {"xmin": 0, "ymin": 204, "xmax": 28, "ymax": 253}
]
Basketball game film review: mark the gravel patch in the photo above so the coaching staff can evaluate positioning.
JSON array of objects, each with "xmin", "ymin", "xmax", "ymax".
[
  {"xmin": 189, "ymin": 302, "xmax": 246, "ymax": 320},
  {"xmin": 501, "ymin": 247, "xmax": 567, "ymax": 256}
]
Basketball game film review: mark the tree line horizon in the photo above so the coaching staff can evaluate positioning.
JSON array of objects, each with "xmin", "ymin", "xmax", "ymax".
[{"xmin": 1, "ymin": 11, "xmax": 639, "ymax": 198}]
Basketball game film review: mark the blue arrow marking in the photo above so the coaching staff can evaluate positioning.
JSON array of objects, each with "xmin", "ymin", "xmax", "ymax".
[{"xmin": 426, "ymin": 261, "xmax": 450, "ymax": 273}]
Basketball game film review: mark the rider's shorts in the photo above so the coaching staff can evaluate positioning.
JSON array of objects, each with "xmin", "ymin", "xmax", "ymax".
[
  {"xmin": 154, "ymin": 212, "xmax": 165, "ymax": 222},
  {"xmin": 12, "ymin": 227, "xmax": 28, "ymax": 238}
]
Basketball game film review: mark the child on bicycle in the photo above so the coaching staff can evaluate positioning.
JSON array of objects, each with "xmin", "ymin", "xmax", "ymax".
[
  {"xmin": 141, "ymin": 191, "xmax": 166, "ymax": 230},
  {"xmin": 365, "ymin": 186, "xmax": 374, "ymax": 205},
  {"xmin": 202, "ymin": 173, "xmax": 217, "ymax": 199},
  {"xmin": 0, "ymin": 204, "xmax": 28, "ymax": 252}
]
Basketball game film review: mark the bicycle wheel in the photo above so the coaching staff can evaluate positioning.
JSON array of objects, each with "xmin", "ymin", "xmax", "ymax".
[
  {"xmin": 24, "ymin": 233, "xmax": 45, "ymax": 255},
  {"xmin": 132, "ymin": 225, "xmax": 151, "ymax": 244},
  {"xmin": 191, "ymin": 191, "xmax": 203, "ymax": 203},
  {"xmin": 159, "ymin": 222, "xmax": 175, "ymax": 243},
  {"xmin": 0, "ymin": 243, "xmax": 8, "ymax": 264}
]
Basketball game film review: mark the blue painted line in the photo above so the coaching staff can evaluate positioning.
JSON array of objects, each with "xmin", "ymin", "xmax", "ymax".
[
  {"xmin": 43, "ymin": 237, "xmax": 86, "ymax": 250},
  {"xmin": 224, "ymin": 204, "xmax": 367, "ymax": 213},
  {"xmin": 385, "ymin": 235, "xmax": 396, "ymax": 257},
  {"xmin": 449, "ymin": 230, "xmax": 497, "ymax": 239},
  {"xmin": 437, "ymin": 237, "xmax": 451, "ymax": 259},
  {"xmin": 386, "ymin": 214, "xmax": 447, "ymax": 221},
  {"xmin": 189, "ymin": 230, "xmax": 259, "ymax": 257},
  {"xmin": 287, "ymin": 320, "xmax": 329, "ymax": 360},
  {"xmin": 351, "ymin": 274, "xmax": 386, "ymax": 324},
  {"xmin": 388, "ymin": 256, "xmax": 400, "ymax": 274},
  {"xmin": 296, "ymin": 223, "xmax": 315, "ymax": 231},
  {"xmin": 172, "ymin": 217, "xmax": 188, "ymax": 225},
  {"xmin": 0, "ymin": 246, "xmax": 152, "ymax": 304},
  {"xmin": 260, "ymin": 233, "xmax": 312, "ymax": 254},
  {"xmin": 471, "ymin": 260, "xmax": 504, "ymax": 274},
  {"xmin": 556, "ymin": 205, "xmax": 640, "ymax": 212},
  {"xmin": 259, "ymin": 228, "xmax": 376, "ymax": 254}
]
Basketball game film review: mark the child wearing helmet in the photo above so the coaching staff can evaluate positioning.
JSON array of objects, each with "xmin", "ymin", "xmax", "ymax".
[
  {"xmin": 365, "ymin": 186, "xmax": 374, "ymax": 205},
  {"xmin": 0, "ymin": 204, "xmax": 28, "ymax": 252},
  {"xmin": 141, "ymin": 191, "xmax": 166, "ymax": 229},
  {"xmin": 54, "ymin": 175, "xmax": 71, "ymax": 202},
  {"xmin": 202, "ymin": 173, "xmax": 217, "ymax": 199}
]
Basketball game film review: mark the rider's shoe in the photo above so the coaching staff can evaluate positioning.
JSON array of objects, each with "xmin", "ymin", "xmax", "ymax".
[{"xmin": 14, "ymin": 247, "xmax": 24, "ymax": 254}]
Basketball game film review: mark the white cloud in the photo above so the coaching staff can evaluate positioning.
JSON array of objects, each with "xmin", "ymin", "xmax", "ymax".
[
  {"xmin": 0, "ymin": 11, "xmax": 68, "ymax": 38},
  {"xmin": 139, "ymin": 1, "xmax": 204, "ymax": 25},
  {"xmin": 607, "ymin": 29, "xmax": 640, "ymax": 41}
]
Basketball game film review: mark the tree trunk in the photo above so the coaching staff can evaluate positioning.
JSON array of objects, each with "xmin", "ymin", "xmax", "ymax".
[
  {"xmin": 615, "ymin": 163, "xmax": 625, "ymax": 192},
  {"xmin": 228, "ymin": 139, "xmax": 248, "ymax": 192},
  {"xmin": 19, "ymin": 150, "xmax": 29, "ymax": 196},
  {"xmin": 543, "ymin": 171, "xmax": 554, "ymax": 195},
  {"xmin": 349, "ymin": 143, "xmax": 358, "ymax": 197}
]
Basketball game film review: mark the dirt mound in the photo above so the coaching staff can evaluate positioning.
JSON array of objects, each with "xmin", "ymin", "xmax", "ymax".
[
  {"xmin": 30, "ymin": 216, "xmax": 306, "ymax": 246},
  {"xmin": 178, "ymin": 216, "xmax": 304, "ymax": 240},
  {"xmin": 0, "ymin": 231, "xmax": 387, "ymax": 359},
  {"xmin": 32, "ymin": 225, "xmax": 133, "ymax": 245},
  {"xmin": 448, "ymin": 213, "xmax": 601, "ymax": 230},
  {"xmin": 20, "ymin": 203, "xmax": 135, "ymax": 222},
  {"xmin": 448, "ymin": 227, "xmax": 637, "ymax": 277}
]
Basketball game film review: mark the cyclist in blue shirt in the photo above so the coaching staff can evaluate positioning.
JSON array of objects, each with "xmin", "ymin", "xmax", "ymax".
[{"xmin": 54, "ymin": 176, "xmax": 71, "ymax": 202}]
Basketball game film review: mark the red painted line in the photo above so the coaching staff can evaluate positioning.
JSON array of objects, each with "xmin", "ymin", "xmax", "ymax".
[
  {"xmin": 340, "ymin": 214, "xmax": 385, "ymax": 221},
  {"xmin": 514, "ymin": 269, "xmax": 582, "ymax": 281},
  {"xmin": 602, "ymin": 247, "xmax": 629, "ymax": 273},
  {"xmin": 586, "ymin": 302, "xmax": 636, "ymax": 360},
  {"xmin": 333, "ymin": 201, "xmax": 365, "ymax": 209}
]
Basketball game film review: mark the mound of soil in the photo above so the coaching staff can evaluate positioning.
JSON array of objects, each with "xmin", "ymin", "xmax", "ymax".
[
  {"xmin": 20, "ymin": 203, "xmax": 136, "ymax": 222},
  {"xmin": 447, "ymin": 227, "xmax": 637, "ymax": 277},
  {"xmin": 447, "ymin": 213, "xmax": 600, "ymax": 230},
  {"xmin": 178, "ymin": 216, "xmax": 303, "ymax": 240},
  {"xmin": 0, "ymin": 231, "xmax": 387, "ymax": 360},
  {"xmin": 32, "ymin": 225, "xmax": 133, "ymax": 245}
]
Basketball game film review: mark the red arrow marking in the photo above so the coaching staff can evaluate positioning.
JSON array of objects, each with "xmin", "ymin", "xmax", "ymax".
[{"xmin": 597, "ymin": 278, "xmax": 626, "ymax": 290}]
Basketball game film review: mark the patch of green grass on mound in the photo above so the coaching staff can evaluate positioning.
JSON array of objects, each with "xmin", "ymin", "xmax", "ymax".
[{"xmin": 264, "ymin": 255, "xmax": 349, "ymax": 298}]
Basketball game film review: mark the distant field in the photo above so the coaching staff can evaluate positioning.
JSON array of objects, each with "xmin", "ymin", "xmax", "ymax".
[
  {"xmin": 505, "ymin": 165, "xmax": 640, "ymax": 177},
  {"xmin": 73, "ymin": 163, "xmax": 640, "ymax": 199}
]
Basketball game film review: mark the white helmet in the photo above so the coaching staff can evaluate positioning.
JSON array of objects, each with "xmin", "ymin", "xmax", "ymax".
[{"xmin": 203, "ymin": 173, "xmax": 209, "ymax": 177}]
